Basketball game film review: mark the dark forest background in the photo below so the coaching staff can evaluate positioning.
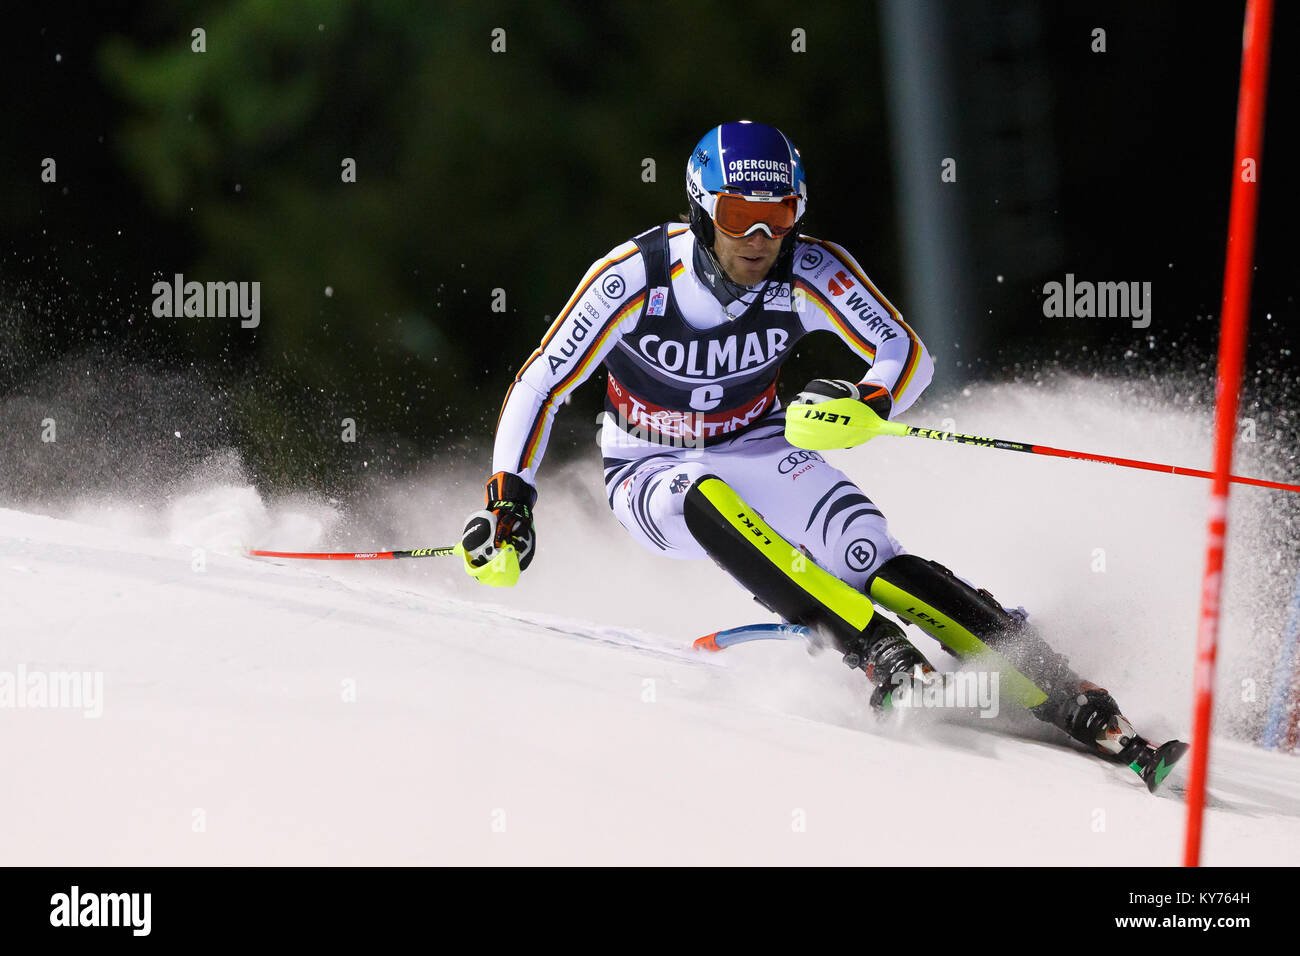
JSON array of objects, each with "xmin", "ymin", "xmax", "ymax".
[{"xmin": 1, "ymin": 0, "xmax": 1295, "ymax": 500}]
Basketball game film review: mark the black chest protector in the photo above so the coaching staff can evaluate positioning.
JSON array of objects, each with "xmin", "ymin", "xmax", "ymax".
[{"xmin": 602, "ymin": 224, "xmax": 807, "ymax": 438}]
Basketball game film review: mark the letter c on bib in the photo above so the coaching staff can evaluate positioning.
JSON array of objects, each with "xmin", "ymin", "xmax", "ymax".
[{"xmin": 689, "ymin": 384, "xmax": 724, "ymax": 411}]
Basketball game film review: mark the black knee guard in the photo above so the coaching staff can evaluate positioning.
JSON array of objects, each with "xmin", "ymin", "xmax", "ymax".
[{"xmin": 867, "ymin": 554, "xmax": 1079, "ymax": 711}]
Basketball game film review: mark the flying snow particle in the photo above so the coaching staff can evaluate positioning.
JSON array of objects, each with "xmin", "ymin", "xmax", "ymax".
[{"xmin": 325, "ymin": 286, "xmax": 334, "ymax": 297}]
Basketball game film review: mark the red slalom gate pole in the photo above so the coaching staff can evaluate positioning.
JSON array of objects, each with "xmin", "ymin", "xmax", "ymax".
[{"xmin": 1184, "ymin": 0, "xmax": 1273, "ymax": 867}]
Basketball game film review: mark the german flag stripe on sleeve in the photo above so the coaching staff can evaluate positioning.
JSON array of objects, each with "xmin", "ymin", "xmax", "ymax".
[
  {"xmin": 795, "ymin": 279, "xmax": 877, "ymax": 361},
  {"xmin": 809, "ymin": 240, "xmax": 926, "ymax": 404},
  {"xmin": 890, "ymin": 334, "xmax": 923, "ymax": 403},
  {"xmin": 516, "ymin": 292, "xmax": 645, "ymax": 473},
  {"xmin": 511, "ymin": 244, "xmax": 642, "ymax": 386}
]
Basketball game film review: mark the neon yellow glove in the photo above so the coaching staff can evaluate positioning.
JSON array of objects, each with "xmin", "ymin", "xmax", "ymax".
[{"xmin": 459, "ymin": 471, "xmax": 536, "ymax": 587}]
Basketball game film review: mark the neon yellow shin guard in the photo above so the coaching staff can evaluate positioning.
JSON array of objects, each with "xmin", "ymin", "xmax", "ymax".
[
  {"xmin": 866, "ymin": 555, "xmax": 1067, "ymax": 709},
  {"xmin": 682, "ymin": 476, "xmax": 879, "ymax": 648}
]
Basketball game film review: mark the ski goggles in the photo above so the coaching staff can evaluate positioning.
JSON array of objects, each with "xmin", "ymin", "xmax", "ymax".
[{"xmin": 711, "ymin": 193, "xmax": 800, "ymax": 239}]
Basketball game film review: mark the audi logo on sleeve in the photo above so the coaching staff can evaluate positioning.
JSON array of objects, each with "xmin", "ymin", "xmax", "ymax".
[{"xmin": 778, "ymin": 450, "xmax": 825, "ymax": 474}]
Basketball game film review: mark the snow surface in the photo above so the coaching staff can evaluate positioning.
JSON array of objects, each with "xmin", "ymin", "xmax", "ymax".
[{"xmin": 3, "ymin": 374, "xmax": 1299, "ymax": 864}]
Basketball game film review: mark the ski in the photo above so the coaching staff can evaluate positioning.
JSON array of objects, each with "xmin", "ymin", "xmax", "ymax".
[
  {"xmin": 693, "ymin": 622, "xmax": 813, "ymax": 651},
  {"xmin": 694, "ymin": 621, "xmax": 1190, "ymax": 795},
  {"xmin": 1129, "ymin": 738, "xmax": 1191, "ymax": 794}
]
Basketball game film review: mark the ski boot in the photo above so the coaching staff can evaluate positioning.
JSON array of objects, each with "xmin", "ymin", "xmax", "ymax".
[
  {"xmin": 1051, "ymin": 682, "xmax": 1142, "ymax": 758},
  {"xmin": 840, "ymin": 614, "xmax": 937, "ymax": 714},
  {"xmin": 1043, "ymin": 680, "xmax": 1190, "ymax": 792}
]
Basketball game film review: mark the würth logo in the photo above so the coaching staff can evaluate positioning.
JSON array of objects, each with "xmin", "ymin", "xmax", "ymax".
[{"xmin": 827, "ymin": 270, "xmax": 854, "ymax": 296}]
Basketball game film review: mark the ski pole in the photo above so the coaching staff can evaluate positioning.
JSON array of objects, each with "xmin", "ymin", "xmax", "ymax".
[
  {"xmin": 849, "ymin": 414, "xmax": 1300, "ymax": 494},
  {"xmin": 248, "ymin": 541, "xmax": 521, "ymax": 585},
  {"xmin": 247, "ymin": 546, "xmax": 457, "ymax": 560}
]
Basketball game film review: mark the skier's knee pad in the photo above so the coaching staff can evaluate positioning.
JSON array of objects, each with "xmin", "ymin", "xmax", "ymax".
[
  {"xmin": 683, "ymin": 475, "xmax": 882, "ymax": 654},
  {"xmin": 867, "ymin": 555, "xmax": 1075, "ymax": 708}
]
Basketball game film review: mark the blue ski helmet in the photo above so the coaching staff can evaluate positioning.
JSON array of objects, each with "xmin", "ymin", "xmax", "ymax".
[{"xmin": 686, "ymin": 120, "xmax": 807, "ymax": 252}]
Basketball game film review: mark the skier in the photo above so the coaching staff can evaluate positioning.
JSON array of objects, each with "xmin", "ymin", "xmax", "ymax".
[{"xmin": 459, "ymin": 120, "xmax": 1182, "ymax": 786}]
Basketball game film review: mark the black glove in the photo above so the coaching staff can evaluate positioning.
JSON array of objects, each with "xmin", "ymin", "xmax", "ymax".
[
  {"xmin": 793, "ymin": 378, "xmax": 893, "ymax": 420},
  {"xmin": 461, "ymin": 471, "xmax": 537, "ymax": 571}
]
